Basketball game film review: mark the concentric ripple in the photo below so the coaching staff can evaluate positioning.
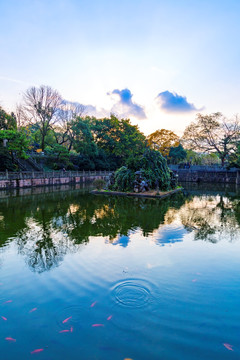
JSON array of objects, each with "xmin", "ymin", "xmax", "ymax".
[{"xmin": 111, "ymin": 278, "xmax": 153, "ymax": 309}]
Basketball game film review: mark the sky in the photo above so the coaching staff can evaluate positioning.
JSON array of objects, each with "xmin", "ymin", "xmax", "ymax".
[{"xmin": 0, "ymin": 0, "xmax": 240, "ymax": 136}]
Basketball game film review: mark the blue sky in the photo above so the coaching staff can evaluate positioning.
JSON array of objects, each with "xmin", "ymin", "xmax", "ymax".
[{"xmin": 1, "ymin": 0, "xmax": 240, "ymax": 135}]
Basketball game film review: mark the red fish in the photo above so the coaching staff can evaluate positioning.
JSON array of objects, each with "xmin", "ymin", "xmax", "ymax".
[
  {"xmin": 1, "ymin": 316, "xmax": 7, "ymax": 321},
  {"xmin": 4, "ymin": 300, "xmax": 12, "ymax": 304},
  {"xmin": 107, "ymin": 315, "xmax": 113, "ymax": 321},
  {"xmin": 31, "ymin": 349, "xmax": 44, "ymax": 354},
  {"xmin": 92, "ymin": 324, "xmax": 104, "ymax": 327},
  {"xmin": 62, "ymin": 316, "xmax": 72, "ymax": 323},
  {"xmin": 5, "ymin": 337, "xmax": 16, "ymax": 342},
  {"xmin": 91, "ymin": 301, "xmax": 97, "ymax": 308},
  {"xmin": 29, "ymin": 308, "xmax": 37, "ymax": 313},
  {"xmin": 59, "ymin": 329, "xmax": 70, "ymax": 333},
  {"xmin": 223, "ymin": 343, "xmax": 233, "ymax": 351},
  {"xmin": 70, "ymin": 326, "xmax": 73, "ymax": 332}
]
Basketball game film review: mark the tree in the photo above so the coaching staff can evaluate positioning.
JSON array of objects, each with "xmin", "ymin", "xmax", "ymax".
[
  {"xmin": 54, "ymin": 101, "xmax": 85, "ymax": 151},
  {"xmin": 147, "ymin": 129, "xmax": 179, "ymax": 157},
  {"xmin": 19, "ymin": 85, "xmax": 62, "ymax": 151},
  {"xmin": 0, "ymin": 129, "xmax": 30, "ymax": 160},
  {"xmin": 229, "ymin": 142, "xmax": 240, "ymax": 168},
  {"xmin": 71, "ymin": 117, "xmax": 97, "ymax": 156},
  {"xmin": 90, "ymin": 115, "xmax": 147, "ymax": 166},
  {"xmin": 0, "ymin": 106, "xmax": 17, "ymax": 130},
  {"xmin": 182, "ymin": 113, "xmax": 240, "ymax": 166},
  {"xmin": 110, "ymin": 148, "xmax": 171, "ymax": 191},
  {"xmin": 169, "ymin": 144, "xmax": 187, "ymax": 164}
]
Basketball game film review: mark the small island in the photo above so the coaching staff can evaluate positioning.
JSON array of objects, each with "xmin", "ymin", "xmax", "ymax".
[{"xmin": 92, "ymin": 148, "xmax": 182, "ymax": 199}]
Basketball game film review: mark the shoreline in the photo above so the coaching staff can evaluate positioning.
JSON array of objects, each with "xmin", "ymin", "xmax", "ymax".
[{"xmin": 91, "ymin": 187, "xmax": 183, "ymax": 199}]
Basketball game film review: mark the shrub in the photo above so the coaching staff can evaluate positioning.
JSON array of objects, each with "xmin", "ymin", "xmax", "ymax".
[
  {"xmin": 93, "ymin": 178, "xmax": 106, "ymax": 190},
  {"xmin": 112, "ymin": 166, "xmax": 135, "ymax": 191},
  {"xmin": 111, "ymin": 149, "xmax": 172, "ymax": 192}
]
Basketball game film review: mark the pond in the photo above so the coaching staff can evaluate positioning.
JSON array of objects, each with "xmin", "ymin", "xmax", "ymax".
[{"xmin": 0, "ymin": 183, "xmax": 240, "ymax": 359}]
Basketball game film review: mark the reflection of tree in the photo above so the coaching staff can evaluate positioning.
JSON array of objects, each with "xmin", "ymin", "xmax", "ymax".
[
  {"xmin": 58, "ymin": 193, "xmax": 186, "ymax": 242},
  {"xmin": 0, "ymin": 190, "xmax": 185, "ymax": 272},
  {"xmin": 173, "ymin": 195, "xmax": 240, "ymax": 243},
  {"xmin": 1, "ymin": 185, "xmax": 240, "ymax": 273},
  {"xmin": 16, "ymin": 215, "xmax": 80, "ymax": 273}
]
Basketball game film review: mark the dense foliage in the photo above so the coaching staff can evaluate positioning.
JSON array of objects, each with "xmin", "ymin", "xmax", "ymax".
[
  {"xmin": 1, "ymin": 85, "xmax": 240, "ymax": 172},
  {"xmin": 111, "ymin": 149, "xmax": 171, "ymax": 192}
]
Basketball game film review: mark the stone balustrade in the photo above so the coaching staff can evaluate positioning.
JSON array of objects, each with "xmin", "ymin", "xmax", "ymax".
[{"xmin": 0, "ymin": 171, "xmax": 111, "ymax": 189}]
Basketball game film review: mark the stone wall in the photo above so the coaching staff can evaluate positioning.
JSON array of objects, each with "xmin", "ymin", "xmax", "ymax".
[
  {"xmin": 176, "ymin": 170, "xmax": 240, "ymax": 184},
  {"xmin": 0, "ymin": 174, "xmax": 110, "ymax": 189}
]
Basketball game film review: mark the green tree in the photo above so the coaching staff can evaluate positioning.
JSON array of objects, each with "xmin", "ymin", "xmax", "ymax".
[
  {"xmin": 169, "ymin": 144, "xmax": 187, "ymax": 164},
  {"xmin": 111, "ymin": 149, "xmax": 171, "ymax": 191},
  {"xmin": 0, "ymin": 129, "xmax": 30, "ymax": 160},
  {"xmin": 90, "ymin": 115, "xmax": 147, "ymax": 165},
  {"xmin": 0, "ymin": 107, "xmax": 17, "ymax": 130},
  {"xmin": 72, "ymin": 117, "xmax": 98, "ymax": 156}
]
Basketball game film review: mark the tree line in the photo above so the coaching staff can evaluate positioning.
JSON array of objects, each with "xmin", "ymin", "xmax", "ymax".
[{"xmin": 0, "ymin": 85, "xmax": 240, "ymax": 171}]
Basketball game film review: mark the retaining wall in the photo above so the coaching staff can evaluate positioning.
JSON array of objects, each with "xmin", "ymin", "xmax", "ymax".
[
  {"xmin": 0, "ymin": 171, "xmax": 111, "ymax": 189},
  {"xmin": 176, "ymin": 169, "xmax": 240, "ymax": 184}
]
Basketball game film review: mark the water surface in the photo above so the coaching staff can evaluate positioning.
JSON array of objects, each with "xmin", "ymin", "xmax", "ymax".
[{"xmin": 0, "ymin": 183, "xmax": 240, "ymax": 359}]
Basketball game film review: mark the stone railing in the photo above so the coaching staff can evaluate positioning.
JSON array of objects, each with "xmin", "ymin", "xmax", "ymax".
[
  {"xmin": 0, "ymin": 170, "xmax": 112, "ymax": 189},
  {"xmin": 0, "ymin": 170, "xmax": 111, "ymax": 180}
]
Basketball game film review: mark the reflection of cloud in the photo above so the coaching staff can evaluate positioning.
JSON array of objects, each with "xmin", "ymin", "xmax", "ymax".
[
  {"xmin": 153, "ymin": 224, "xmax": 186, "ymax": 246},
  {"xmin": 111, "ymin": 235, "xmax": 130, "ymax": 248},
  {"xmin": 109, "ymin": 88, "xmax": 146, "ymax": 119},
  {"xmin": 156, "ymin": 91, "xmax": 201, "ymax": 113}
]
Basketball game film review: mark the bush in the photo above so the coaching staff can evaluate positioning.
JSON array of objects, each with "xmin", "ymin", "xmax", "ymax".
[
  {"xmin": 0, "ymin": 147, "xmax": 15, "ymax": 171},
  {"xmin": 93, "ymin": 178, "xmax": 106, "ymax": 190},
  {"xmin": 113, "ymin": 166, "xmax": 135, "ymax": 191},
  {"xmin": 111, "ymin": 149, "xmax": 172, "ymax": 192}
]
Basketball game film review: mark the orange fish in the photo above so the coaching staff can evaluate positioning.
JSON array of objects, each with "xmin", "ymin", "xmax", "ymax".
[
  {"xmin": 223, "ymin": 343, "xmax": 233, "ymax": 351},
  {"xmin": 91, "ymin": 301, "xmax": 97, "ymax": 308},
  {"xmin": 29, "ymin": 308, "xmax": 37, "ymax": 313},
  {"xmin": 92, "ymin": 324, "xmax": 104, "ymax": 327},
  {"xmin": 4, "ymin": 300, "xmax": 12, "ymax": 304},
  {"xmin": 62, "ymin": 316, "xmax": 72, "ymax": 323},
  {"xmin": 1, "ymin": 316, "xmax": 7, "ymax": 321},
  {"xmin": 59, "ymin": 329, "xmax": 70, "ymax": 333},
  {"xmin": 107, "ymin": 315, "xmax": 113, "ymax": 321},
  {"xmin": 70, "ymin": 326, "xmax": 73, "ymax": 332},
  {"xmin": 31, "ymin": 349, "xmax": 44, "ymax": 354},
  {"xmin": 5, "ymin": 337, "xmax": 16, "ymax": 342}
]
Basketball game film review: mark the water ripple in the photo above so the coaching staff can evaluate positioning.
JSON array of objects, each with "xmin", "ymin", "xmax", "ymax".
[{"xmin": 111, "ymin": 278, "xmax": 153, "ymax": 309}]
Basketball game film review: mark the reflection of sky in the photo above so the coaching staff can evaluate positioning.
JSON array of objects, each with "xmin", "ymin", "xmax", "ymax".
[
  {"xmin": 111, "ymin": 235, "xmax": 130, "ymax": 248},
  {"xmin": 153, "ymin": 225, "xmax": 187, "ymax": 246}
]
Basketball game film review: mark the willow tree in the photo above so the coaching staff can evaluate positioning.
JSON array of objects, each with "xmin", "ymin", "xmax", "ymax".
[
  {"xmin": 19, "ymin": 85, "xmax": 62, "ymax": 151},
  {"xmin": 182, "ymin": 113, "xmax": 240, "ymax": 166}
]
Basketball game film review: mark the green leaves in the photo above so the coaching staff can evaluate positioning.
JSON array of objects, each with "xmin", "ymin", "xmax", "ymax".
[{"xmin": 0, "ymin": 129, "xmax": 30, "ymax": 158}]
